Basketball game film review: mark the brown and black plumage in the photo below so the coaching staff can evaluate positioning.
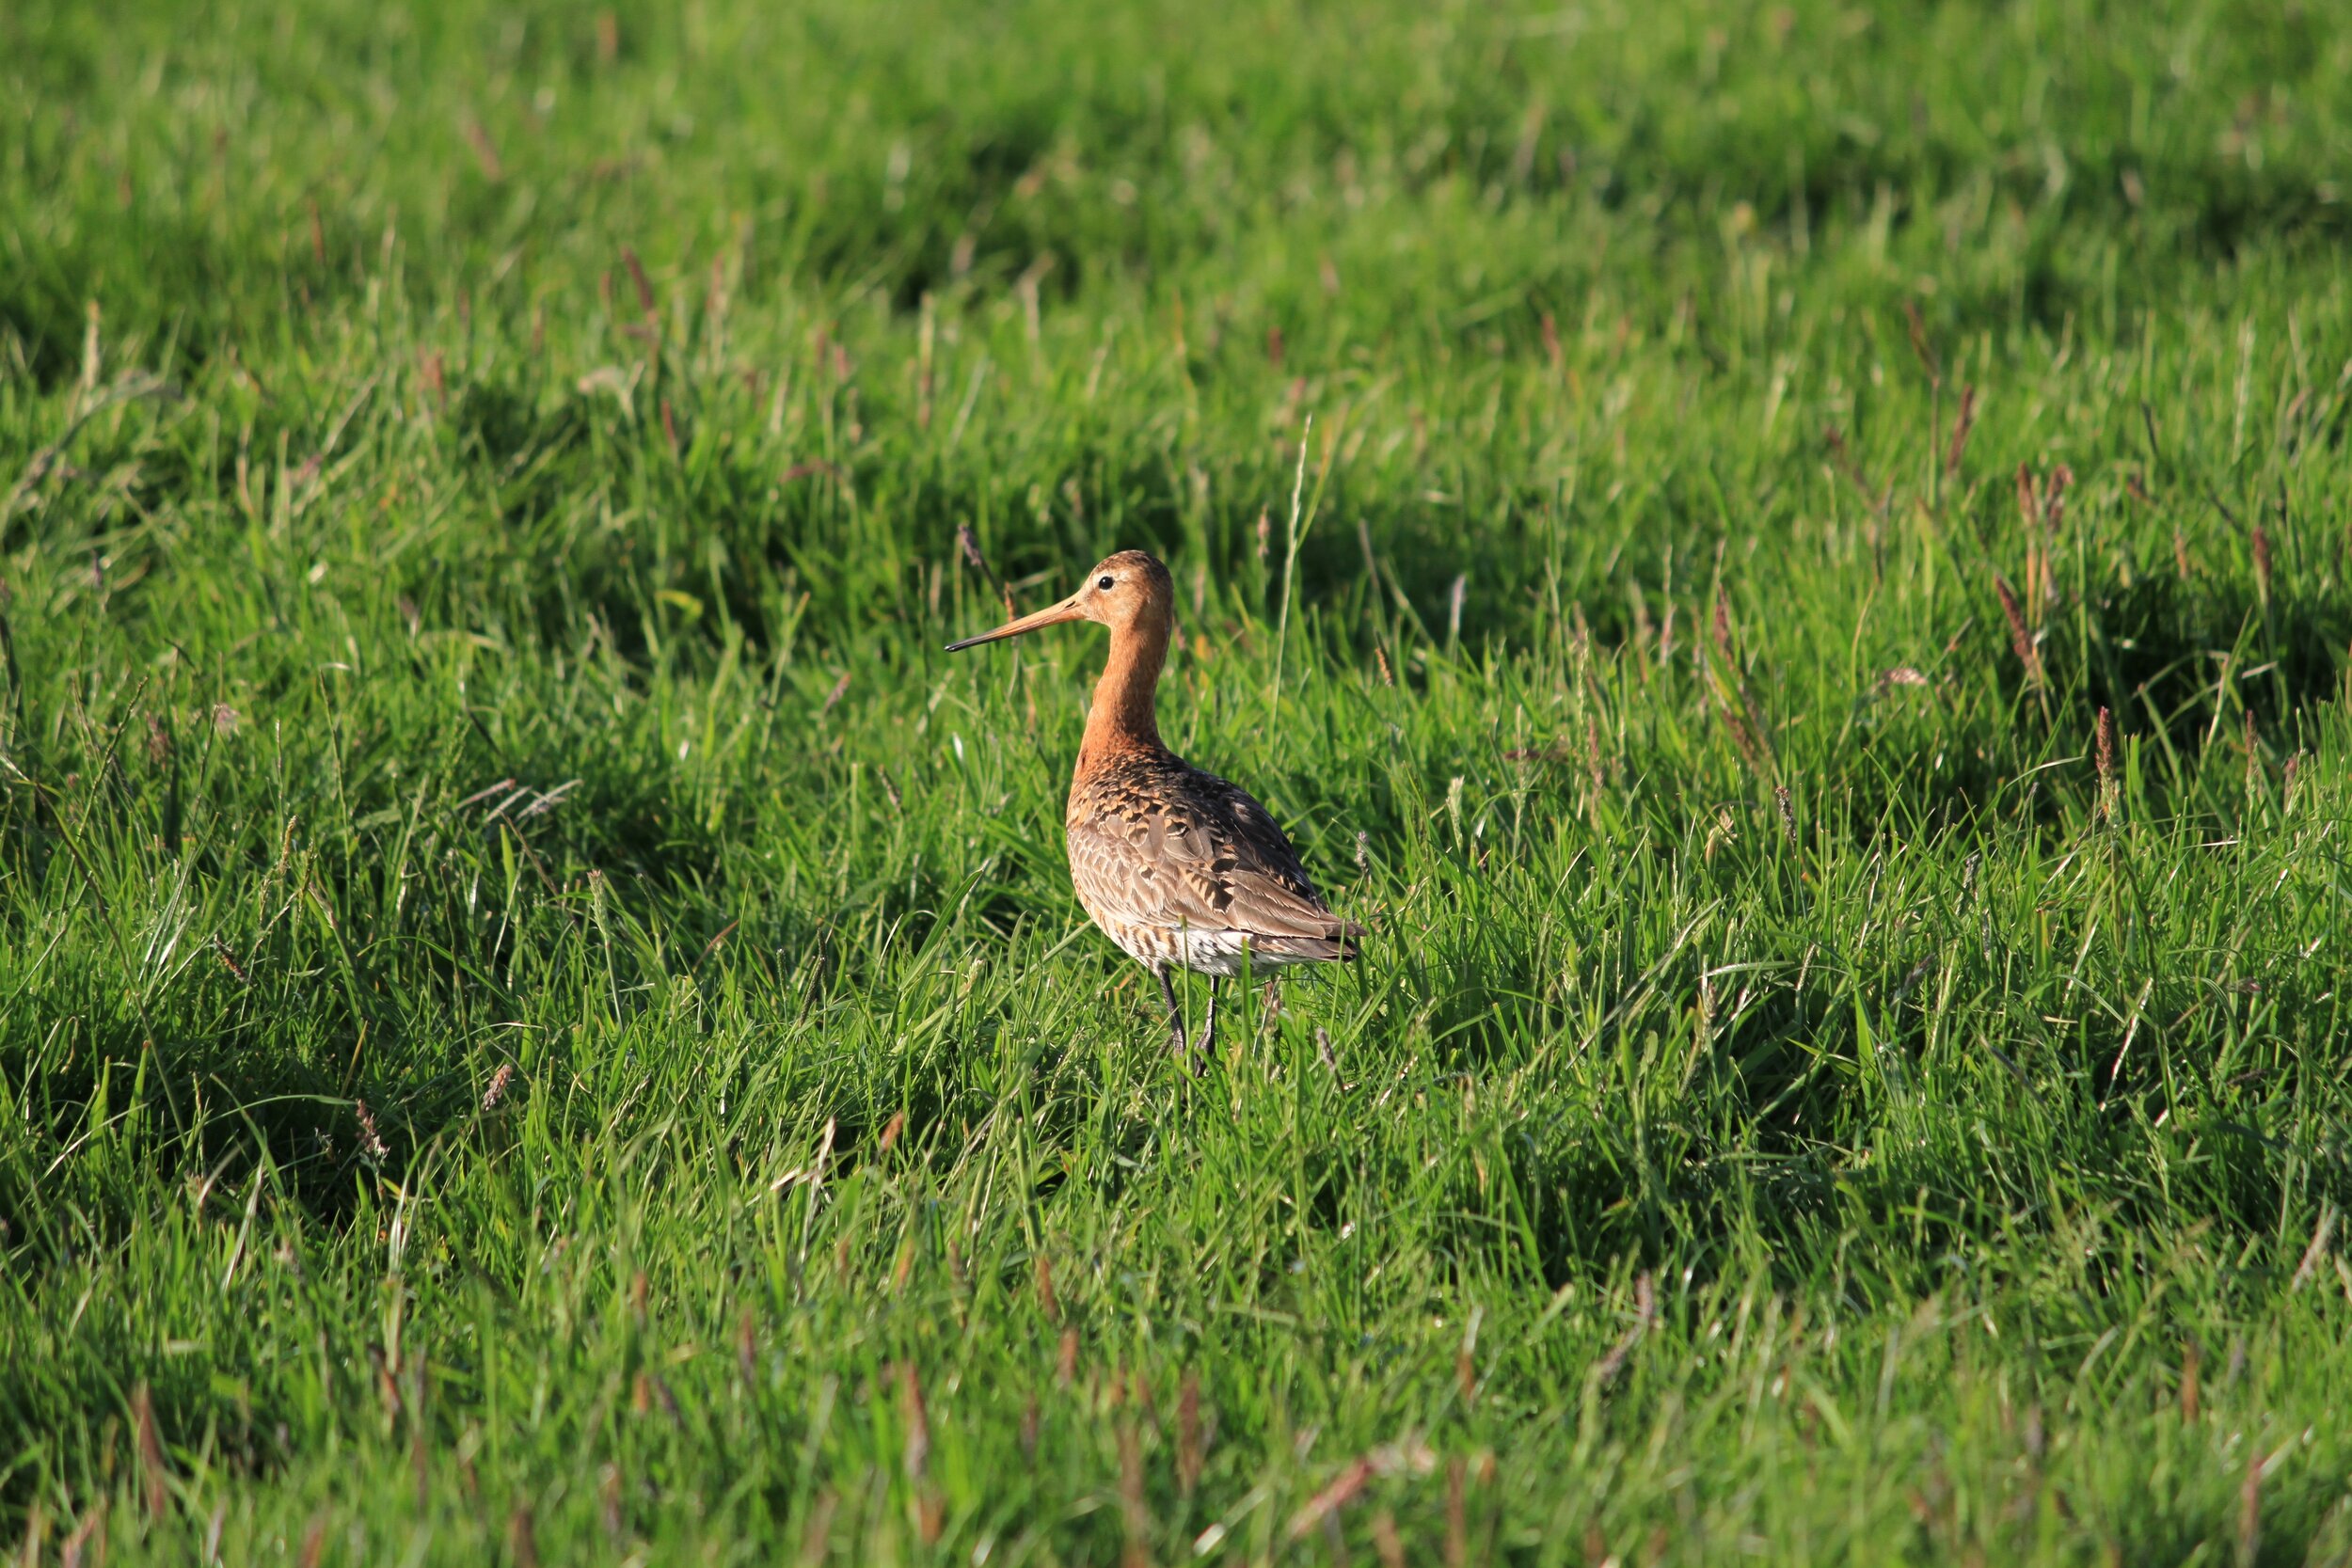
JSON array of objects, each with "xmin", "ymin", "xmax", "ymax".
[{"xmin": 946, "ymin": 549, "xmax": 1360, "ymax": 1059}]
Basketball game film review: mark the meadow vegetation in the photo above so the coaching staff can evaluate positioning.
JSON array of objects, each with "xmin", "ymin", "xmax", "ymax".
[{"xmin": 6, "ymin": 0, "xmax": 2352, "ymax": 1560}]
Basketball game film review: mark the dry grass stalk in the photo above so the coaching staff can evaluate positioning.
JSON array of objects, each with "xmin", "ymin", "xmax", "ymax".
[
  {"xmin": 917, "ymin": 293, "xmax": 937, "ymax": 428},
  {"xmin": 1706, "ymin": 590, "xmax": 1775, "ymax": 783},
  {"xmin": 409, "ymin": 1358, "xmax": 430, "ymax": 1513},
  {"xmin": 1444, "ymin": 1457, "xmax": 1469, "ymax": 1568},
  {"xmin": 2238, "ymin": 1442, "xmax": 2263, "ymax": 1568},
  {"xmin": 2094, "ymin": 708, "xmax": 2119, "ymax": 822},
  {"xmin": 134, "ymin": 1383, "xmax": 167, "ymax": 1519},
  {"xmin": 2042, "ymin": 465, "xmax": 2071, "ymax": 534},
  {"xmin": 508, "ymin": 1503, "xmax": 539, "ymax": 1568},
  {"xmin": 599, "ymin": 1464, "xmax": 625, "ymax": 1544},
  {"xmin": 1944, "ymin": 384, "xmax": 1978, "ymax": 476},
  {"xmin": 819, "ymin": 672, "xmax": 851, "ymax": 717},
  {"xmin": 796, "ymin": 1490, "xmax": 837, "ymax": 1568},
  {"xmin": 898, "ymin": 1363, "xmax": 931, "ymax": 1481},
  {"xmin": 366, "ymin": 1343, "xmax": 402, "ymax": 1422},
  {"xmin": 1035, "ymin": 1256, "xmax": 1060, "ymax": 1325},
  {"xmin": 1593, "ymin": 1272, "xmax": 1657, "ymax": 1388},
  {"xmin": 1903, "ymin": 299, "xmax": 1941, "ymax": 386},
  {"xmin": 1823, "ymin": 426, "xmax": 1873, "ymax": 503},
  {"xmin": 461, "ymin": 116, "xmax": 503, "ymax": 182},
  {"xmin": 2017, "ymin": 465, "xmax": 2048, "ymax": 615},
  {"xmin": 2291, "ymin": 1205, "xmax": 2335, "ymax": 1291},
  {"xmin": 2252, "ymin": 521, "xmax": 2273, "ymax": 606},
  {"xmin": 1373, "ymin": 1511, "xmax": 1406, "ymax": 1568},
  {"xmin": 2016, "ymin": 463, "xmax": 2073, "ymax": 616},
  {"xmin": 1177, "ymin": 1370, "xmax": 1204, "ymax": 1495},
  {"xmin": 1286, "ymin": 1457, "xmax": 1375, "ymax": 1542},
  {"xmin": 621, "ymin": 247, "xmax": 657, "ymax": 324},
  {"xmin": 59, "ymin": 1501, "xmax": 99, "ymax": 1568},
  {"xmin": 956, "ymin": 525, "xmax": 1018, "ymax": 619},
  {"xmin": 1118, "ymin": 1418, "xmax": 1151, "ymax": 1568},
  {"xmin": 61, "ymin": 1501, "xmax": 106, "ymax": 1566},
  {"xmin": 636, "ymin": 1369, "xmax": 679, "ymax": 1424}
]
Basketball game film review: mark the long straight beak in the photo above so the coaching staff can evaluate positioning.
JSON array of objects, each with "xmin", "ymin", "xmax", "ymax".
[{"xmin": 945, "ymin": 593, "xmax": 1087, "ymax": 651}]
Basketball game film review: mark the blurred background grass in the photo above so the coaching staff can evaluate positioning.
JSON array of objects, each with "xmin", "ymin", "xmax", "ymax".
[{"xmin": 5, "ymin": 0, "xmax": 2352, "ymax": 1561}]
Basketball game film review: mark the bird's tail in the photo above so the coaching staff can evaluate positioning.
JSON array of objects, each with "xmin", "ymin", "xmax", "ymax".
[{"xmin": 1254, "ymin": 920, "xmax": 1366, "ymax": 964}]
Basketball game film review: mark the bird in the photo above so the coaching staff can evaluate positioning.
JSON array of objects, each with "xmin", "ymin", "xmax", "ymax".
[{"xmin": 946, "ymin": 549, "xmax": 1361, "ymax": 1062}]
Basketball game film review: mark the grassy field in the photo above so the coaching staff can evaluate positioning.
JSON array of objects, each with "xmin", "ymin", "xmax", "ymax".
[{"xmin": 7, "ymin": 0, "xmax": 2352, "ymax": 1560}]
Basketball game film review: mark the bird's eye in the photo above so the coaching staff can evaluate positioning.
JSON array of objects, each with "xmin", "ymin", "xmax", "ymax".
[{"xmin": 1097, "ymin": 575, "xmax": 1115, "ymax": 591}]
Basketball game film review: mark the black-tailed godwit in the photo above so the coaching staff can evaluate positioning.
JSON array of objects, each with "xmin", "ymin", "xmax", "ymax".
[{"xmin": 947, "ymin": 549, "xmax": 1361, "ymax": 1059}]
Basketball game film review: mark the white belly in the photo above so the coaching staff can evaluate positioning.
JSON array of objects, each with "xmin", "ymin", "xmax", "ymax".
[{"xmin": 1095, "ymin": 916, "xmax": 1322, "ymax": 978}]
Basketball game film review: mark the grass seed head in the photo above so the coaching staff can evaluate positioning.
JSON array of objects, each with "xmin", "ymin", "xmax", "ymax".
[
  {"xmin": 2095, "ymin": 707, "xmax": 2119, "ymax": 820},
  {"xmin": 1902, "ymin": 298, "xmax": 1940, "ymax": 385},
  {"xmin": 2043, "ymin": 465, "xmax": 2072, "ymax": 534},
  {"xmin": 1993, "ymin": 575, "xmax": 2042, "ymax": 686},
  {"xmin": 353, "ymin": 1100, "xmax": 389, "ymax": 1164},
  {"xmin": 1944, "ymin": 384, "xmax": 1977, "ymax": 475}
]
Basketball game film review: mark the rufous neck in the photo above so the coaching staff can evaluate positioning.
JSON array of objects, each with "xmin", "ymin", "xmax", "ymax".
[{"xmin": 1079, "ymin": 617, "xmax": 1168, "ymax": 764}]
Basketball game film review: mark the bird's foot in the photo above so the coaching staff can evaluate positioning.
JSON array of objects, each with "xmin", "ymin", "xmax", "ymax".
[{"xmin": 1184, "ymin": 1018, "xmax": 1216, "ymax": 1076}]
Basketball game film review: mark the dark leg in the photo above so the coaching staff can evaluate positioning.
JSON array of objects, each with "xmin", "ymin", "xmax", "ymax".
[
  {"xmin": 1155, "ymin": 968, "xmax": 1185, "ymax": 1055},
  {"xmin": 1186, "ymin": 975, "xmax": 1219, "ymax": 1067}
]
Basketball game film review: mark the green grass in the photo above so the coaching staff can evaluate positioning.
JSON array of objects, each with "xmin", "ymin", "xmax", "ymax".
[{"xmin": 7, "ymin": 0, "xmax": 2352, "ymax": 1560}]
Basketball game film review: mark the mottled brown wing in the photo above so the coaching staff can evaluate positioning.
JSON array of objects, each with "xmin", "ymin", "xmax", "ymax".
[{"xmin": 1067, "ymin": 762, "xmax": 1352, "ymax": 942}]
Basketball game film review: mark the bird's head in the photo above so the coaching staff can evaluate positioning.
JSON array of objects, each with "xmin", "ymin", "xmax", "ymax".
[{"xmin": 945, "ymin": 549, "xmax": 1174, "ymax": 651}]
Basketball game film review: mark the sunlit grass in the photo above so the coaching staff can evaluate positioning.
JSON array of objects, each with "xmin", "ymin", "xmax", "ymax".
[{"xmin": 5, "ymin": 0, "xmax": 2352, "ymax": 1560}]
